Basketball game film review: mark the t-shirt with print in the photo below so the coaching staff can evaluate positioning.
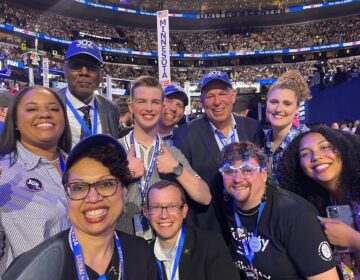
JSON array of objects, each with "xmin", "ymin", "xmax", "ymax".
[{"xmin": 223, "ymin": 186, "xmax": 336, "ymax": 280}]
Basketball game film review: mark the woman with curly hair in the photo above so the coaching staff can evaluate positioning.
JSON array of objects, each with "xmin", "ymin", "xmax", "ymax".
[
  {"xmin": 280, "ymin": 126, "xmax": 360, "ymax": 278},
  {"xmin": 264, "ymin": 69, "xmax": 312, "ymax": 182}
]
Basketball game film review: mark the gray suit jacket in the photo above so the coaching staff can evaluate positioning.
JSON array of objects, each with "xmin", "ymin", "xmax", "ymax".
[{"xmin": 58, "ymin": 88, "xmax": 121, "ymax": 139}]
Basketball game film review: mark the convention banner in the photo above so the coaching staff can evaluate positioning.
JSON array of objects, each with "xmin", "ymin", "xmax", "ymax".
[
  {"xmin": 42, "ymin": 57, "xmax": 49, "ymax": 87},
  {"xmin": 157, "ymin": 10, "xmax": 171, "ymax": 87}
]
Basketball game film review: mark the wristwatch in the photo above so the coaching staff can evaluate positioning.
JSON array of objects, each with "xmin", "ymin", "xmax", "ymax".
[{"xmin": 172, "ymin": 162, "xmax": 184, "ymax": 177}]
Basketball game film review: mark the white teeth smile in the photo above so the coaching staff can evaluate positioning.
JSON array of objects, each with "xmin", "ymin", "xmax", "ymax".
[
  {"xmin": 159, "ymin": 223, "xmax": 172, "ymax": 227},
  {"xmin": 315, "ymin": 164, "xmax": 330, "ymax": 172},
  {"xmin": 213, "ymin": 108, "xmax": 223, "ymax": 112},
  {"xmin": 36, "ymin": 123, "xmax": 53, "ymax": 127},
  {"xmin": 85, "ymin": 209, "xmax": 107, "ymax": 218}
]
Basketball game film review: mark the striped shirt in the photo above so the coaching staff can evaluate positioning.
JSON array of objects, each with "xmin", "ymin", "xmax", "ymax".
[
  {"xmin": 118, "ymin": 134, "xmax": 198, "ymax": 235},
  {"xmin": 0, "ymin": 142, "xmax": 70, "ymax": 274}
]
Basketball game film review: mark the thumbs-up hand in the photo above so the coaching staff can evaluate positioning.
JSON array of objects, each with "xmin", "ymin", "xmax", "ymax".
[
  {"xmin": 156, "ymin": 143, "xmax": 178, "ymax": 174},
  {"xmin": 127, "ymin": 144, "xmax": 145, "ymax": 179}
]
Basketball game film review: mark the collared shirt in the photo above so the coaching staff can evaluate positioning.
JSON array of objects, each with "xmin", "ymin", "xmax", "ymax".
[
  {"xmin": 209, "ymin": 114, "xmax": 239, "ymax": 151},
  {"xmin": 158, "ymin": 130, "xmax": 174, "ymax": 146},
  {"xmin": 0, "ymin": 142, "xmax": 70, "ymax": 274},
  {"xmin": 154, "ymin": 231, "xmax": 182, "ymax": 280},
  {"xmin": 66, "ymin": 88, "xmax": 103, "ymax": 147},
  {"xmin": 264, "ymin": 124, "xmax": 309, "ymax": 182}
]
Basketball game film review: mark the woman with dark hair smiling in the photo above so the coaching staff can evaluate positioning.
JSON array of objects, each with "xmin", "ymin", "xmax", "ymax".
[
  {"xmin": 3, "ymin": 135, "xmax": 157, "ymax": 280},
  {"xmin": 0, "ymin": 86, "xmax": 72, "ymax": 275},
  {"xmin": 281, "ymin": 126, "xmax": 360, "ymax": 278}
]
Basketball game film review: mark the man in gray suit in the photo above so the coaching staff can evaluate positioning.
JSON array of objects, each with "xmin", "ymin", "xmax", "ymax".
[{"xmin": 58, "ymin": 39, "xmax": 120, "ymax": 146}]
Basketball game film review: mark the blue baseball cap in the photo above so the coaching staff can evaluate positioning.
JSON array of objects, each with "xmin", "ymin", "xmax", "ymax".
[
  {"xmin": 164, "ymin": 84, "xmax": 188, "ymax": 107},
  {"xmin": 200, "ymin": 71, "xmax": 233, "ymax": 92},
  {"xmin": 65, "ymin": 39, "xmax": 103, "ymax": 64},
  {"xmin": 65, "ymin": 134, "xmax": 127, "ymax": 173}
]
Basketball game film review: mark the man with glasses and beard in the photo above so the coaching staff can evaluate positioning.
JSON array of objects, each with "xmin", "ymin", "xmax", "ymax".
[{"xmin": 59, "ymin": 39, "xmax": 121, "ymax": 146}]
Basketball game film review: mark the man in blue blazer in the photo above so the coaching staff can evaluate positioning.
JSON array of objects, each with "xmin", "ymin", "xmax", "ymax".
[
  {"xmin": 58, "ymin": 39, "xmax": 121, "ymax": 146},
  {"xmin": 173, "ymin": 71, "xmax": 263, "ymax": 236},
  {"xmin": 144, "ymin": 180, "xmax": 240, "ymax": 280}
]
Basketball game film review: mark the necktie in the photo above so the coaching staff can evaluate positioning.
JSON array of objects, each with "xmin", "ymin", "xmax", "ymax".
[{"xmin": 79, "ymin": 105, "xmax": 92, "ymax": 140}]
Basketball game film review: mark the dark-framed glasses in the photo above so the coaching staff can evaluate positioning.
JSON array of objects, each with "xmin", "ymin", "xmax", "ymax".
[
  {"xmin": 66, "ymin": 60, "xmax": 101, "ymax": 72},
  {"xmin": 219, "ymin": 162, "xmax": 265, "ymax": 178},
  {"xmin": 64, "ymin": 178, "xmax": 120, "ymax": 200},
  {"xmin": 147, "ymin": 204, "xmax": 184, "ymax": 215}
]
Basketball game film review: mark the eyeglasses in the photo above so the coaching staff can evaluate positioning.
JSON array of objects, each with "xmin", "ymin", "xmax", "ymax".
[
  {"xmin": 66, "ymin": 60, "xmax": 101, "ymax": 72},
  {"xmin": 219, "ymin": 163, "xmax": 265, "ymax": 178},
  {"xmin": 146, "ymin": 204, "xmax": 184, "ymax": 215},
  {"xmin": 64, "ymin": 178, "xmax": 120, "ymax": 200}
]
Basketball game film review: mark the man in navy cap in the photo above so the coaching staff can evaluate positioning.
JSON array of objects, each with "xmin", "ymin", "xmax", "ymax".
[
  {"xmin": 58, "ymin": 39, "xmax": 121, "ymax": 146},
  {"xmin": 157, "ymin": 84, "xmax": 188, "ymax": 143},
  {"xmin": 173, "ymin": 71, "xmax": 263, "ymax": 237}
]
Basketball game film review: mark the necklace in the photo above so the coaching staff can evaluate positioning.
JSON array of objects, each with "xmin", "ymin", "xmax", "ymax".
[
  {"xmin": 236, "ymin": 206, "xmax": 260, "ymax": 216},
  {"xmin": 48, "ymin": 158, "xmax": 60, "ymax": 165}
]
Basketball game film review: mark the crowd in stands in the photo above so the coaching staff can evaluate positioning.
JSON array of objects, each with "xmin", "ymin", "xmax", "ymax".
[
  {"xmin": 91, "ymin": 0, "xmax": 342, "ymax": 13},
  {"xmin": 0, "ymin": 2, "xmax": 359, "ymax": 53}
]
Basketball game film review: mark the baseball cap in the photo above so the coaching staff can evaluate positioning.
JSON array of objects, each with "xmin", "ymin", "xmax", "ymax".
[
  {"xmin": 200, "ymin": 71, "xmax": 233, "ymax": 92},
  {"xmin": 65, "ymin": 39, "xmax": 103, "ymax": 64},
  {"xmin": 0, "ymin": 91, "xmax": 14, "ymax": 107},
  {"xmin": 164, "ymin": 84, "xmax": 189, "ymax": 107},
  {"xmin": 65, "ymin": 134, "xmax": 127, "ymax": 172}
]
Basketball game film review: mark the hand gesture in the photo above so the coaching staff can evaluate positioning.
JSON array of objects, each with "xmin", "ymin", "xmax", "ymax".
[
  {"xmin": 127, "ymin": 144, "xmax": 145, "ymax": 179},
  {"xmin": 156, "ymin": 143, "xmax": 178, "ymax": 174},
  {"xmin": 318, "ymin": 217, "xmax": 358, "ymax": 248}
]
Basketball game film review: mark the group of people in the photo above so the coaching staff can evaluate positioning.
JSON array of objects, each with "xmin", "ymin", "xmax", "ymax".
[
  {"xmin": 0, "ymin": 38, "xmax": 359, "ymax": 280},
  {"xmin": 2, "ymin": 2, "xmax": 360, "ymax": 54}
]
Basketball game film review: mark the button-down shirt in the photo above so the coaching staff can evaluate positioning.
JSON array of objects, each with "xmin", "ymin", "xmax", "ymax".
[
  {"xmin": 264, "ymin": 125, "xmax": 309, "ymax": 182},
  {"xmin": 0, "ymin": 142, "xmax": 70, "ymax": 274},
  {"xmin": 209, "ymin": 114, "xmax": 239, "ymax": 151},
  {"xmin": 154, "ymin": 231, "xmax": 182, "ymax": 280},
  {"xmin": 66, "ymin": 88, "xmax": 103, "ymax": 147}
]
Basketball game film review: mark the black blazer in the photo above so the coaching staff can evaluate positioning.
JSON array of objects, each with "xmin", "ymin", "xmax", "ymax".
[
  {"xmin": 3, "ymin": 229, "xmax": 157, "ymax": 280},
  {"xmin": 154, "ymin": 225, "xmax": 240, "ymax": 280},
  {"xmin": 58, "ymin": 88, "xmax": 121, "ymax": 139},
  {"xmin": 173, "ymin": 114, "xmax": 263, "ymax": 235}
]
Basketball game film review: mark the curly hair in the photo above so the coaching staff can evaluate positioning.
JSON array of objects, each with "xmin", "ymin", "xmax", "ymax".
[
  {"xmin": 268, "ymin": 69, "xmax": 311, "ymax": 104},
  {"xmin": 280, "ymin": 126, "xmax": 360, "ymax": 215},
  {"xmin": 62, "ymin": 143, "xmax": 132, "ymax": 188}
]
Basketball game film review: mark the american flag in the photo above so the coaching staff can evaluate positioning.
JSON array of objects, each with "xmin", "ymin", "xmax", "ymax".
[
  {"xmin": 162, "ymin": 80, "xmax": 171, "ymax": 87},
  {"xmin": 157, "ymin": 10, "xmax": 168, "ymax": 18}
]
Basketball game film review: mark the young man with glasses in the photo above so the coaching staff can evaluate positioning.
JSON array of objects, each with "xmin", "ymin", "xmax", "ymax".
[
  {"xmin": 172, "ymin": 71, "xmax": 263, "ymax": 236},
  {"xmin": 118, "ymin": 76, "xmax": 211, "ymax": 238},
  {"xmin": 144, "ymin": 180, "xmax": 240, "ymax": 280},
  {"xmin": 59, "ymin": 39, "xmax": 121, "ymax": 146},
  {"xmin": 218, "ymin": 142, "xmax": 339, "ymax": 280}
]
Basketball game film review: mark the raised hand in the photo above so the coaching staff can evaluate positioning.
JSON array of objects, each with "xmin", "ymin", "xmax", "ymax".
[{"xmin": 127, "ymin": 144, "xmax": 145, "ymax": 179}]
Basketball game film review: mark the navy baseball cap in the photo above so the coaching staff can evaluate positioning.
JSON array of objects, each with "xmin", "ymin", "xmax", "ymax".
[
  {"xmin": 65, "ymin": 134, "xmax": 127, "ymax": 172},
  {"xmin": 200, "ymin": 71, "xmax": 233, "ymax": 92},
  {"xmin": 164, "ymin": 84, "xmax": 189, "ymax": 107},
  {"xmin": 65, "ymin": 39, "xmax": 103, "ymax": 64}
]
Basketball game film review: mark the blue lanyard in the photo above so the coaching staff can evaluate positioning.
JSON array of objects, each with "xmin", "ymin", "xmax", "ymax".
[
  {"xmin": 59, "ymin": 152, "xmax": 65, "ymax": 173},
  {"xmin": 70, "ymin": 227, "xmax": 124, "ymax": 280},
  {"xmin": 157, "ymin": 226, "xmax": 186, "ymax": 280},
  {"xmin": 66, "ymin": 98, "xmax": 98, "ymax": 137},
  {"xmin": 233, "ymin": 202, "xmax": 266, "ymax": 267},
  {"xmin": 215, "ymin": 130, "xmax": 236, "ymax": 148},
  {"xmin": 129, "ymin": 131, "xmax": 160, "ymax": 202}
]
